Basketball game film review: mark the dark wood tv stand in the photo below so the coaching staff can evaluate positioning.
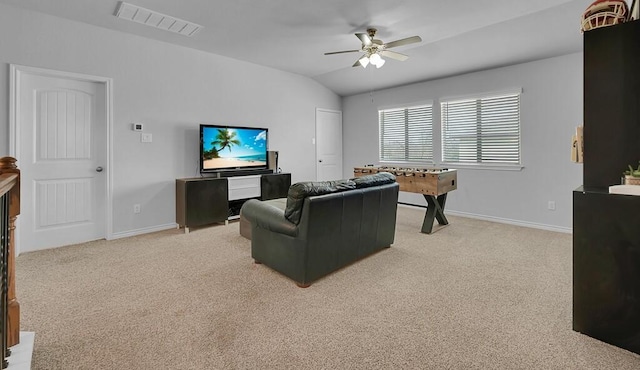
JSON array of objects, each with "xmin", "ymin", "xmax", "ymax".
[{"xmin": 176, "ymin": 172, "xmax": 291, "ymax": 233}]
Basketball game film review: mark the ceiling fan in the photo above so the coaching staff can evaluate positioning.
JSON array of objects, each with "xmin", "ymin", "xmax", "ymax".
[{"xmin": 324, "ymin": 28, "xmax": 422, "ymax": 69}]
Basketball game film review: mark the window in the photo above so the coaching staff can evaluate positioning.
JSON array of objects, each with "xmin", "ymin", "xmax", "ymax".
[
  {"xmin": 379, "ymin": 105, "xmax": 433, "ymax": 163},
  {"xmin": 441, "ymin": 91, "xmax": 521, "ymax": 165}
]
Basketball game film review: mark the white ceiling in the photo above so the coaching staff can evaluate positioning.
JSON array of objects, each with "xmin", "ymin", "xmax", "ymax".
[{"xmin": 0, "ymin": 0, "xmax": 591, "ymax": 96}]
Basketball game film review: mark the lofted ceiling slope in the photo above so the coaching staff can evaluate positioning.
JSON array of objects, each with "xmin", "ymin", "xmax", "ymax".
[{"xmin": 0, "ymin": 0, "xmax": 592, "ymax": 96}]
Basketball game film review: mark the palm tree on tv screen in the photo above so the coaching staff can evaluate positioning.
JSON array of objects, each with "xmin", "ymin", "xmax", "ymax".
[
  {"xmin": 212, "ymin": 128, "xmax": 241, "ymax": 153},
  {"xmin": 203, "ymin": 146, "xmax": 219, "ymax": 160}
]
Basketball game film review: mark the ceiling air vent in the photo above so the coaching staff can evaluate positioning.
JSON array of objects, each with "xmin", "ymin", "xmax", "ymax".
[{"xmin": 114, "ymin": 1, "xmax": 202, "ymax": 37}]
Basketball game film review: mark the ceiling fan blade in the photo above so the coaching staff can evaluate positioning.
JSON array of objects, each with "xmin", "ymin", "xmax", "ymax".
[
  {"xmin": 384, "ymin": 36, "xmax": 422, "ymax": 49},
  {"xmin": 355, "ymin": 32, "xmax": 373, "ymax": 46},
  {"xmin": 380, "ymin": 50, "xmax": 409, "ymax": 61},
  {"xmin": 353, "ymin": 58, "xmax": 363, "ymax": 67},
  {"xmin": 324, "ymin": 49, "xmax": 361, "ymax": 55}
]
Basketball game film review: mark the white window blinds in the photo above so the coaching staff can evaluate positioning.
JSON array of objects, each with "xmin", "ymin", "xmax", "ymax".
[
  {"xmin": 441, "ymin": 92, "xmax": 521, "ymax": 164},
  {"xmin": 379, "ymin": 105, "xmax": 433, "ymax": 162}
]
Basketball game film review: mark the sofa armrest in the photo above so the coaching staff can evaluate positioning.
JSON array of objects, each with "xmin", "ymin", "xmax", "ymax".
[{"xmin": 241, "ymin": 199, "xmax": 298, "ymax": 237}]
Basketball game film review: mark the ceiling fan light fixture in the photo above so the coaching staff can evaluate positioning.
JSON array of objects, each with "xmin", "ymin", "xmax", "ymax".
[
  {"xmin": 368, "ymin": 52, "xmax": 385, "ymax": 68},
  {"xmin": 359, "ymin": 56, "xmax": 370, "ymax": 68}
]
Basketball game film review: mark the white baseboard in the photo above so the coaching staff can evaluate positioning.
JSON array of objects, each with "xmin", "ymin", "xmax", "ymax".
[
  {"xmin": 397, "ymin": 203, "xmax": 572, "ymax": 234},
  {"xmin": 109, "ymin": 223, "xmax": 178, "ymax": 240},
  {"xmin": 7, "ymin": 331, "xmax": 35, "ymax": 370}
]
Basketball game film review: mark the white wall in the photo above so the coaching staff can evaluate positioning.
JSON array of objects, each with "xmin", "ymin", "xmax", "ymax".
[
  {"xmin": 343, "ymin": 53, "xmax": 583, "ymax": 231},
  {"xmin": 0, "ymin": 3, "xmax": 340, "ymax": 237}
]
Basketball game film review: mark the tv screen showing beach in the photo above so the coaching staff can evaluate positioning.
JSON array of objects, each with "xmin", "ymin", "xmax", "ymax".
[{"xmin": 200, "ymin": 125, "xmax": 268, "ymax": 171}]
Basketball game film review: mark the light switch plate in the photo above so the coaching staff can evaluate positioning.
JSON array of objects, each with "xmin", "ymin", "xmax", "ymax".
[
  {"xmin": 141, "ymin": 133, "xmax": 153, "ymax": 143},
  {"xmin": 132, "ymin": 123, "xmax": 143, "ymax": 131}
]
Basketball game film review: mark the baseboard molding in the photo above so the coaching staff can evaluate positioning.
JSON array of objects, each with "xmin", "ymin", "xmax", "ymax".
[
  {"xmin": 397, "ymin": 203, "xmax": 572, "ymax": 234},
  {"xmin": 7, "ymin": 331, "xmax": 35, "ymax": 370},
  {"xmin": 109, "ymin": 205, "xmax": 573, "ymax": 239},
  {"xmin": 109, "ymin": 223, "xmax": 178, "ymax": 240}
]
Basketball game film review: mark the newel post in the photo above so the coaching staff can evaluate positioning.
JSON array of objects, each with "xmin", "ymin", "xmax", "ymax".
[{"xmin": 0, "ymin": 157, "xmax": 20, "ymax": 347}]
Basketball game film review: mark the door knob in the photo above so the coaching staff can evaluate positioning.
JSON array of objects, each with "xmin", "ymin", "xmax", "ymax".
[
  {"xmin": 96, "ymin": 166, "xmax": 103, "ymax": 172},
  {"xmin": 319, "ymin": 160, "xmax": 323, "ymax": 163}
]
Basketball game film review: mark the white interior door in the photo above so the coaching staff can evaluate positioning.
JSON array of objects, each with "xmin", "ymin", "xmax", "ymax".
[
  {"xmin": 316, "ymin": 108, "xmax": 343, "ymax": 181},
  {"xmin": 15, "ymin": 68, "xmax": 108, "ymax": 253}
]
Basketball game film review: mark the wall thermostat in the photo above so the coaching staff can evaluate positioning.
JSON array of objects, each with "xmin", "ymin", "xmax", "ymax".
[{"xmin": 132, "ymin": 123, "xmax": 143, "ymax": 131}]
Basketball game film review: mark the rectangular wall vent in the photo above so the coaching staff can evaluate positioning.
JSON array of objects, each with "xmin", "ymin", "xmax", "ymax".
[{"xmin": 114, "ymin": 2, "xmax": 202, "ymax": 37}]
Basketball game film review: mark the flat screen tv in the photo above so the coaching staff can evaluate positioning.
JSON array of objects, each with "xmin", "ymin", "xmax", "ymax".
[{"xmin": 200, "ymin": 124, "xmax": 268, "ymax": 173}]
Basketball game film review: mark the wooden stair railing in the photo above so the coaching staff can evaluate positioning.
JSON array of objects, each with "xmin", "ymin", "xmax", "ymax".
[{"xmin": 0, "ymin": 157, "xmax": 20, "ymax": 369}]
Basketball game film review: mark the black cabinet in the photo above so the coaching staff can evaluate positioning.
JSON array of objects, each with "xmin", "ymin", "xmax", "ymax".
[
  {"xmin": 176, "ymin": 177, "xmax": 228, "ymax": 231},
  {"xmin": 176, "ymin": 173, "xmax": 291, "ymax": 232},
  {"xmin": 261, "ymin": 173, "xmax": 291, "ymax": 200},
  {"xmin": 574, "ymin": 20, "xmax": 640, "ymax": 356},
  {"xmin": 573, "ymin": 188, "xmax": 640, "ymax": 354},
  {"xmin": 583, "ymin": 21, "xmax": 640, "ymax": 187}
]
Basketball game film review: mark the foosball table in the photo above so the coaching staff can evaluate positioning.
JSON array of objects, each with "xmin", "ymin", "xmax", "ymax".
[{"xmin": 353, "ymin": 166, "xmax": 457, "ymax": 234}]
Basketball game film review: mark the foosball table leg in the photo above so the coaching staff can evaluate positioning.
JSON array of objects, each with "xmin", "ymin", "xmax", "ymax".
[{"xmin": 421, "ymin": 194, "xmax": 449, "ymax": 234}]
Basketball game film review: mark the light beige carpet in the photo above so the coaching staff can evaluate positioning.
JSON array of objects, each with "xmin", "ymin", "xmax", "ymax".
[{"xmin": 15, "ymin": 206, "xmax": 640, "ymax": 369}]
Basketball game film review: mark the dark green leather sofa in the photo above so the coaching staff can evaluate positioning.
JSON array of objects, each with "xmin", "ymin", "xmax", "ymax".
[{"xmin": 240, "ymin": 172, "xmax": 399, "ymax": 287}]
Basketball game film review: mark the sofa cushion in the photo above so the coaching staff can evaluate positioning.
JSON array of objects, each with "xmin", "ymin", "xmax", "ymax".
[
  {"xmin": 284, "ymin": 179, "xmax": 356, "ymax": 224},
  {"xmin": 351, "ymin": 172, "xmax": 396, "ymax": 188},
  {"xmin": 239, "ymin": 198, "xmax": 287, "ymax": 240},
  {"xmin": 262, "ymin": 197, "xmax": 288, "ymax": 211}
]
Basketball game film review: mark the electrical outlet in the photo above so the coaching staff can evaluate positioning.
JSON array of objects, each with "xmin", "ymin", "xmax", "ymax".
[
  {"xmin": 547, "ymin": 201, "xmax": 556, "ymax": 211},
  {"xmin": 141, "ymin": 133, "xmax": 153, "ymax": 143},
  {"xmin": 134, "ymin": 204, "xmax": 141, "ymax": 214}
]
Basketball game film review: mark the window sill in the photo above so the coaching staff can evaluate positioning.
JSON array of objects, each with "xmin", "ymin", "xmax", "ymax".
[{"xmin": 438, "ymin": 162, "xmax": 524, "ymax": 171}]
